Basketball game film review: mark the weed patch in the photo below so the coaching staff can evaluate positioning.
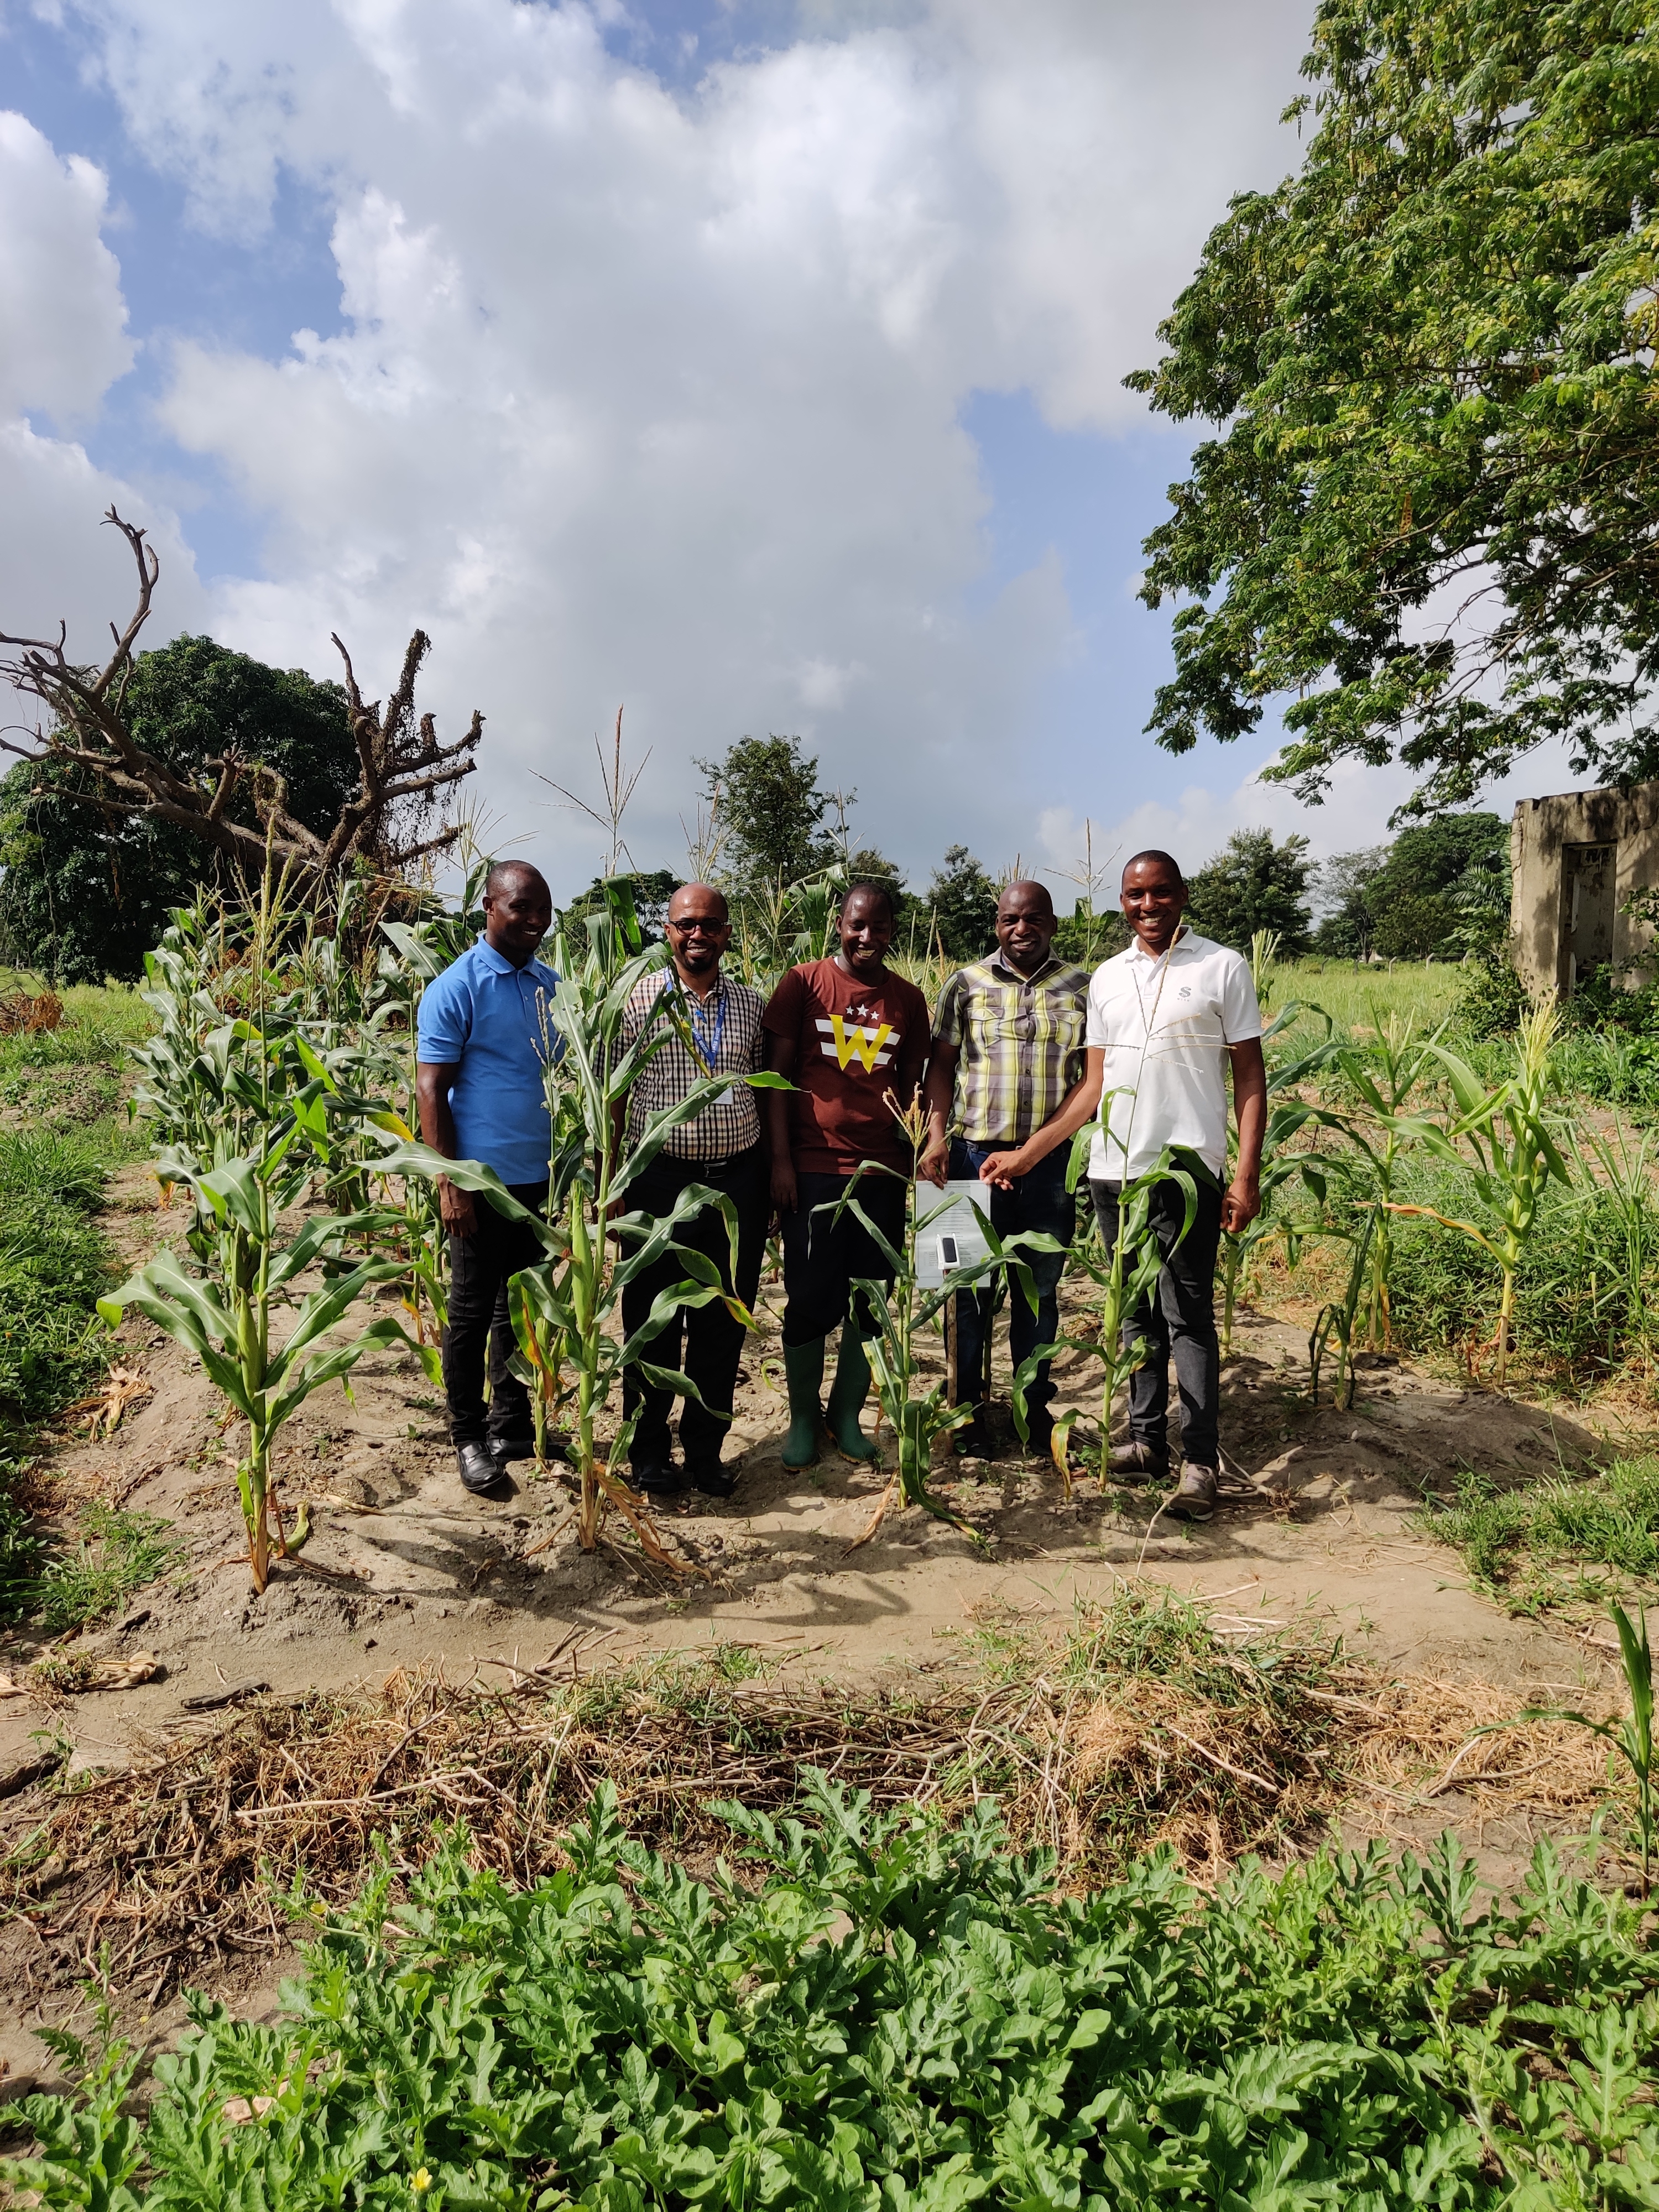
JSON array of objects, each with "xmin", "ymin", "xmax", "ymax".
[
  {"xmin": 1419, "ymin": 1455, "xmax": 1659, "ymax": 1612},
  {"xmin": 34, "ymin": 1506, "xmax": 181, "ymax": 1634}
]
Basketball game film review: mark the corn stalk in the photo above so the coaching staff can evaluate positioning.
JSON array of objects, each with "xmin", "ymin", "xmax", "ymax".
[
  {"xmin": 1379, "ymin": 1002, "xmax": 1569, "ymax": 1389},
  {"xmin": 1018, "ymin": 1111, "xmax": 1197, "ymax": 1495},
  {"xmin": 100, "ymin": 1039, "xmax": 406, "ymax": 1593},
  {"xmin": 839, "ymin": 1100, "xmax": 1051, "ymax": 1530}
]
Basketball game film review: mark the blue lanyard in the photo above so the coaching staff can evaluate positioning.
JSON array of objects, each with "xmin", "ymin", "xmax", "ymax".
[{"xmin": 667, "ymin": 978, "xmax": 726, "ymax": 1071}]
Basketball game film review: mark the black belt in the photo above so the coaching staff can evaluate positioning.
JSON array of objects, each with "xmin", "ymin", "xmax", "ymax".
[{"xmin": 660, "ymin": 1142, "xmax": 760, "ymax": 1175}]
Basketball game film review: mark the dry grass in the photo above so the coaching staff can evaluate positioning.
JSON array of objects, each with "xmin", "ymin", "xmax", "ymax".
[{"xmin": 0, "ymin": 1593, "xmax": 1627, "ymax": 2010}]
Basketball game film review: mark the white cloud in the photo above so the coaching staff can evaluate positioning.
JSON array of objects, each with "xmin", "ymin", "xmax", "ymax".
[
  {"xmin": 0, "ymin": 107, "xmax": 201, "ymax": 755},
  {"xmin": 25, "ymin": 0, "xmax": 1319, "ymax": 888},
  {"xmin": 1037, "ymin": 738, "xmax": 1589, "ymax": 911},
  {"xmin": 0, "ymin": 107, "xmax": 132, "ymax": 418}
]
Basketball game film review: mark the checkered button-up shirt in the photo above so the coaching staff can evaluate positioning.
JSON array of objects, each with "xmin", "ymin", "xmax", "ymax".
[
  {"xmin": 933, "ymin": 949, "xmax": 1091, "ymax": 1146},
  {"xmin": 620, "ymin": 967, "xmax": 765, "ymax": 1161}
]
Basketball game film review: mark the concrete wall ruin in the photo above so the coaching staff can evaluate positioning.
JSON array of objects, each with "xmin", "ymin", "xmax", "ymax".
[{"xmin": 1510, "ymin": 782, "xmax": 1659, "ymax": 996}]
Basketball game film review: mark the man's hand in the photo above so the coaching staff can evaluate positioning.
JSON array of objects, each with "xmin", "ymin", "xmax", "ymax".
[
  {"xmin": 770, "ymin": 1159, "xmax": 798, "ymax": 1218},
  {"xmin": 919, "ymin": 1136, "xmax": 951, "ymax": 1188},
  {"xmin": 439, "ymin": 1177, "xmax": 478, "ymax": 1238},
  {"xmin": 977, "ymin": 1148, "xmax": 1026, "ymax": 1194},
  {"xmin": 1220, "ymin": 1174, "xmax": 1260, "ymax": 1235}
]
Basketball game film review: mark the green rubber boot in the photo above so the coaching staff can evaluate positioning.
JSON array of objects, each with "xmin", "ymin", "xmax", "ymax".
[
  {"xmin": 781, "ymin": 1338, "xmax": 826, "ymax": 1469},
  {"xmin": 826, "ymin": 1328, "xmax": 881, "ymax": 1462}
]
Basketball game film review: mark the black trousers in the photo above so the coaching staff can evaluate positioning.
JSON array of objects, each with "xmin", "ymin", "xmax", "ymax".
[
  {"xmin": 444, "ymin": 1181, "xmax": 549, "ymax": 1448},
  {"xmin": 1090, "ymin": 1173, "xmax": 1224, "ymax": 1470},
  {"xmin": 620, "ymin": 1147, "xmax": 767, "ymax": 1472},
  {"xmin": 780, "ymin": 1168, "xmax": 908, "ymax": 1347}
]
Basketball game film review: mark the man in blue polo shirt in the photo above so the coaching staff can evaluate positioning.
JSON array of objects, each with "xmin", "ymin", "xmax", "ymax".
[{"xmin": 416, "ymin": 860, "xmax": 559, "ymax": 1495}]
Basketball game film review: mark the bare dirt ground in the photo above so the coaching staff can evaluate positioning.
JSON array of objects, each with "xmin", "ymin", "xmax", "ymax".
[{"xmin": 0, "ymin": 1166, "xmax": 1642, "ymax": 2083}]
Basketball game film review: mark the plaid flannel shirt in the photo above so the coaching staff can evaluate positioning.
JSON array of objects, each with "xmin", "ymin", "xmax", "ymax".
[
  {"xmin": 620, "ymin": 967, "xmax": 765, "ymax": 1162},
  {"xmin": 933, "ymin": 949, "xmax": 1090, "ymax": 1146}
]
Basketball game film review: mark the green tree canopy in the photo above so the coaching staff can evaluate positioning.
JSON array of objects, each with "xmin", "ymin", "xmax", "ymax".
[
  {"xmin": 0, "ymin": 636, "xmax": 353, "ymax": 983},
  {"xmin": 1311, "ymin": 847, "xmax": 1389, "ymax": 960},
  {"xmin": 1186, "ymin": 829, "xmax": 1314, "ymax": 954},
  {"xmin": 1131, "ymin": 0, "xmax": 1659, "ymax": 815},
  {"xmin": 559, "ymin": 868, "xmax": 682, "ymax": 952},
  {"xmin": 1313, "ymin": 813, "xmax": 1510, "ymax": 957},
  {"xmin": 926, "ymin": 845, "xmax": 999, "ymax": 960},
  {"xmin": 693, "ymin": 736, "xmax": 838, "ymax": 886}
]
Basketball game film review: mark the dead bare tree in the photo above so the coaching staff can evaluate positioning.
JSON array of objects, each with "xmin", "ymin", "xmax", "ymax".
[{"xmin": 0, "ymin": 508, "xmax": 483, "ymax": 895}]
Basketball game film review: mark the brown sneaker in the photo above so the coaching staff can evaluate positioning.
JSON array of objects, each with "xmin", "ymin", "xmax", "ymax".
[
  {"xmin": 1166, "ymin": 1464, "xmax": 1218, "ymax": 1522},
  {"xmin": 1109, "ymin": 1440, "xmax": 1169, "ymax": 1479}
]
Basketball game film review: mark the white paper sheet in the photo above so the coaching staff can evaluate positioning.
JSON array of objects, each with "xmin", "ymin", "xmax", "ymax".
[{"xmin": 912, "ymin": 1178, "xmax": 995, "ymax": 1287}]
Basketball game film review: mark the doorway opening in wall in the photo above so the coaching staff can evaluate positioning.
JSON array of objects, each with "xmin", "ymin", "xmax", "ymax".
[{"xmin": 1561, "ymin": 842, "xmax": 1618, "ymax": 993}]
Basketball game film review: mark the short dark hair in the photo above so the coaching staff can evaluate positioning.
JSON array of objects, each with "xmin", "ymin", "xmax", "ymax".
[
  {"xmin": 484, "ymin": 859, "xmax": 549, "ymax": 901},
  {"xmin": 841, "ymin": 878, "xmax": 897, "ymax": 923},
  {"xmin": 1122, "ymin": 848, "xmax": 1186, "ymax": 887}
]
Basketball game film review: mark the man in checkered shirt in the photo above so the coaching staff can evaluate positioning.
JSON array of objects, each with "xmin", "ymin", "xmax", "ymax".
[
  {"xmin": 615, "ymin": 883, "xmax": 766, "ymax": 1500},
  {"xmin": 921, "ymin": 881, "xmax": 1089, "ymax": 1460}
]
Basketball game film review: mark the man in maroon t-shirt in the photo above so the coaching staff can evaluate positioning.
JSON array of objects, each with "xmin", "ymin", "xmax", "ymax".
[{"xmin": 761, "ymin": 881, "xmax": 929, "ymax": 1467}]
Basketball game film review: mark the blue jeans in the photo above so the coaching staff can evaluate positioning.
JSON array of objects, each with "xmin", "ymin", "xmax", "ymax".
[{"xmin": 946, "ymin": 1136, "xmax": 1077, "ymax": 1421}]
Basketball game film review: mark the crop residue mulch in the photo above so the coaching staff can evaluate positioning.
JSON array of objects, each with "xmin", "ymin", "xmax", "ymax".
[{"xmin": 0, "ymin": 1589, "xmax": 1624, "ymax": 2015}]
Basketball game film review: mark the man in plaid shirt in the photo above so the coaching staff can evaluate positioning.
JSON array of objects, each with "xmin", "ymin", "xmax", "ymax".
[
  {"xmin": 616, "ymin": 883, "xmax": 766, "ymax": 1500},
  {"xmin": 922, "ymin": 881, "xmax": 1089, "ymax": 1459}
]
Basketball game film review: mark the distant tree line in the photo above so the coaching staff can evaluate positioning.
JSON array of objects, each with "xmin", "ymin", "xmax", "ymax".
[
  {"xmin": 0, "ymin": 637, "xmax": 1514, "ymax": 982},
  {"xmin": 1180, "ymin": 815, "xmax": 1509, "ymax": 963}
]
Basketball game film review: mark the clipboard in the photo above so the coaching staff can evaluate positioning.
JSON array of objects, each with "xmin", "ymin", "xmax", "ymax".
[{"xmin": 913, "ymin": 1179, "xmax": 995, "ymax": 1287}]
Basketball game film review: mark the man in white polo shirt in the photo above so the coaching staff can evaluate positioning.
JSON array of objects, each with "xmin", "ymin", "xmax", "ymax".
[{"xmin": 975, "ymin": 848, "xmax": 1265, "ymax": 1522}]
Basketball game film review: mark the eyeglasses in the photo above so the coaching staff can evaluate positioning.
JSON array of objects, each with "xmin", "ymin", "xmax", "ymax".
[{"xmin": 666, "ymin": 917, "xmax": 729, "ymax": 937}]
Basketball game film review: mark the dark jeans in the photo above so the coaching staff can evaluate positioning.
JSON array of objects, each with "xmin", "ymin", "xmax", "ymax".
[
  {"xmin": 780, "ymin": 1168, "xmax": 909, "ymax": 1347},
  {"xmin": 620, "ymin": 1147, "xmax": 767, "ymax": 1472},
  {"xmin": 945, "ymin": 1136, "xmax": 1076, "ymax": 1420},
  {"xmin": 1090, "ymin": 1171, "xmax": 1224, "ymax": 1470},
  {"xmin": 444, "ymin": 1180, "xmax": 549, "ymax": 1448}
]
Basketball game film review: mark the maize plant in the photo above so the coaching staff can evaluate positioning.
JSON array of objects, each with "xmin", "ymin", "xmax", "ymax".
[
  {"xmin": 1382, "ymin": 1001, "xmax": 1569, "ymax": 1388},
  {"xmin": 841, "ymin": 1101, "xmax": 1047, "ymax": 1528},
  {"xmin": 1018, "ymin": 1111, "xmax": 1197, "ymax": 1495},
  {"xmin": 100, "ymin": 1032, "xmax": 406, "ymax": 1593},
  {"xmin": 1310, "ymin": 1011, "xmax": 1443, "ymax": 1351},
  {"xmin": 383, "ymin": 879, "xmax": 786, "ymax": 1556},
  {"xmin": 1216, "ymin": 1005, "xmax": 1340, "ymax": 1357}
]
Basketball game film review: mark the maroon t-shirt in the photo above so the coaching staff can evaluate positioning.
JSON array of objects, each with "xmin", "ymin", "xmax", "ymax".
[{"xmin": 761, "ymin": 958, "xmax": 930, "ymax": 1174}]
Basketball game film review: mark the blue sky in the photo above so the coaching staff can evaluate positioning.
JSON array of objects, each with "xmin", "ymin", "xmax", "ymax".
[{"xmin": 3, "ymin": 0, "xmax": 1534, "ymax": 903}]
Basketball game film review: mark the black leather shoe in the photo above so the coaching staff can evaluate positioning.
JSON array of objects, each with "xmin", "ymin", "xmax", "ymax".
[
  {"xmin": 686, "ymin": 1462, "xmax": 737, "ymax": 1499},
  {"xmin": 632, "ymin": 1462, "xmax": 683, "ymax": 1498},
  {"xmin": 457, "ymin": 1442, "xmax": 507, "ymax": 1496},
  {"xmin": 489, "ymin": 1432, "xmax": 568, "ymax": 1465},
  {"xmin": 953, "ymin": 1412, "xmax": 997, "ymax": 1460}
]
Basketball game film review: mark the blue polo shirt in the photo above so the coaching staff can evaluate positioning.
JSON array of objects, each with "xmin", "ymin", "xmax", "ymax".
[{"xmin": 416, "ymin": 937, "xmax": 561, "ymax": 1187}]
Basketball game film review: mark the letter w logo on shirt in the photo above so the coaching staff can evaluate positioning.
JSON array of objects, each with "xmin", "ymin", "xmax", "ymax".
[{"xmin": 822, "ymin": 1014, "xmax": 893, "ymax": 1072}]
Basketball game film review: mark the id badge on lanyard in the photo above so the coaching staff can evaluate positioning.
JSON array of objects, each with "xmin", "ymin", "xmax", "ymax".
[{"xmin": 684, "ymin": 984, "xmax": 734, "ymax": 1105}]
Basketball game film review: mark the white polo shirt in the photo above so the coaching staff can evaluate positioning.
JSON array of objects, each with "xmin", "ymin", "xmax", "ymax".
[{"xmin": 1085, "ymin": 928, "xmax": 1261, "ymax": 1183}]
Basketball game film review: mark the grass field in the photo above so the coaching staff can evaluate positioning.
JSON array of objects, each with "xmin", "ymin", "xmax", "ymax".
[{"xmin": 0, "ymin": 983, "xmax": 154, "ymax": 1625}]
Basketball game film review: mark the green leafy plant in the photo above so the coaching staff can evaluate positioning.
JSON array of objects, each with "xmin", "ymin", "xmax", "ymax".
[
  {"xmin": 100, "ymin": 877, "xmax": 412, "ymax": 1592},
  {"xmin": 6, "ymin": 1780, "xmax": 1659, "ymax": 2207},
  {"xmin": 1383, "ymin": 1001, "xmax": 1571, "ymax": 1386},
  {"xmin": 1216, "ymin": 1003, "xmax": 1338, "ymax": 1357},
  {"xmin": 1511, "ymin": 1601, "xmax": 1655, "ymax": 1897},
  {"xmin": 837, "ymin": 1102, "xmax": 1048, "ymax": 1527},
  {"xmin": 1316, "ymin": 1009, "xmax": 1443, "ymax": 1351},
  {"xmin": 1021, "ymin": 1110, "xmax": 1197, "ymax": 1494}
]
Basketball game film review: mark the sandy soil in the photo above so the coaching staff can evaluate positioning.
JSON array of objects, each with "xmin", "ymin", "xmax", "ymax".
[{"xmin": 6, "ymin": 1170, "xmax": 1634, "ymax": 1746}]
